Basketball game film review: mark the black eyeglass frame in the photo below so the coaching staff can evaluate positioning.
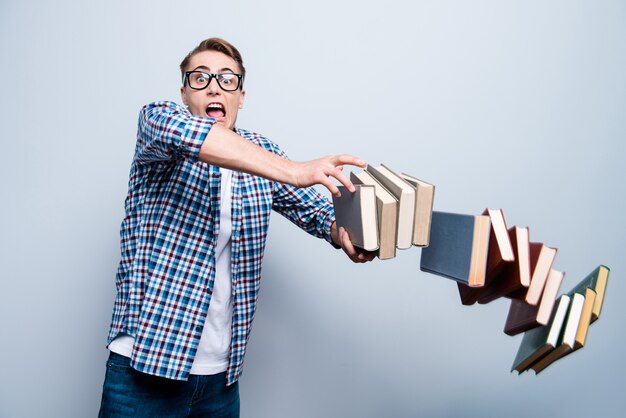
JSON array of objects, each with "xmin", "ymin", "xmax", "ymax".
[{"xmin": 183, "ymin": 71, "xmax": 244, "ymax": 92}]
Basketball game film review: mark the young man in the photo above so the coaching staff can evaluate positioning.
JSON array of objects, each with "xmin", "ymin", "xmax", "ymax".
[{"xmin": 99, "ymin": 38, "xmax": 374, "ymax": 417}]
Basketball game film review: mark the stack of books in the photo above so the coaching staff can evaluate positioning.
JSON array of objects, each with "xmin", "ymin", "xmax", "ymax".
[
  {"xmin": 333, "ymin": 164, "xmax": 610, "ymax": 375},
  {"xmin": 511, "ymin": 265, "xmax": 609, "ymax": 374},
  {"xmin": 333, "ymin": 164, "xmax": 435, "ymax": 260},
  {"xmin": 420, "ymin": 207, "xmax": 610, "ymax": 374}
]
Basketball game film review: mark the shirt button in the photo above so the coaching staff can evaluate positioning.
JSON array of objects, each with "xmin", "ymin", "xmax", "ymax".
[{"xmin": 195, "ymin": 325, "xmax": 203, "ymax": 332}]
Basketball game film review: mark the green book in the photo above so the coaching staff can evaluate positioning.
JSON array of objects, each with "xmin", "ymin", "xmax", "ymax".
[
  {"xmin": 511, "ymin": 294, "xmax": 570, "ymax": 373},
  {"xmin": 531, "ymin": 292, "xmax": 587, "ymax": 374},
  {"xmin": 567, "ymin": 265, "xmax": 610, "ymax": 323}
]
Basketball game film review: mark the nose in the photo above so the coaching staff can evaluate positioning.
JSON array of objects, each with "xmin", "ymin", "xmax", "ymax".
[{"xmin": 206, "ymin": 77, "xmax": 220, "ymax": 95}]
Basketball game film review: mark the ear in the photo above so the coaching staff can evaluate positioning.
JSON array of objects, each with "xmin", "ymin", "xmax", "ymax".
[
  {"xmin": 238, "ymin": 89, "xmax": 246, "ymax": 109},
  {"xmin": 180, "ymin": 86, "xmax": 188, "ymax": 106}
]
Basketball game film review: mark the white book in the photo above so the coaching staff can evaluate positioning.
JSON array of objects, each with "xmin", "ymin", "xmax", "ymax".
[
  {"xmin": 332, "ymin": 185, "xmax": 379, "ymax": 251},
  {"xmin": 350, "ymin": 171, "xmax": 398, "ymax": 259},
  {"xmin": 536, "ymin": 269, "xmax": 565, "ymax": 325},
  {"xmin": 365, "ymin": 164, "xmax": 415, "ymax": 249}
]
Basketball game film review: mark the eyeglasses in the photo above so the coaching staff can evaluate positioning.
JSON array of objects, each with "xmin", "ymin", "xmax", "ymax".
[{"xmin": 184, "ymin": 71, "xmax": 243, "ymax": 92}]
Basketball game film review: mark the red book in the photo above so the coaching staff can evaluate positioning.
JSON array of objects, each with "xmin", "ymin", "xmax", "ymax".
[
  {"xmin": 475, "ymin": 226, "xmax": 531, "ymax": 304},
  {"xmin": 503, "ymin": 269, "xmax": 565, "ymax": 336}
]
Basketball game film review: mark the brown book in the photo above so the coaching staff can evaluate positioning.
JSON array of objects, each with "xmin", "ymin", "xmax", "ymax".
[
  {"xmin": 503, "ymin": 269, "xmax": 565, "ymax": 336},
  {"xmin": 476, "ymin": 226, "xmax": 530, "ymax": 304},
  {"xmin": 482, "ymin": 208, "xmax": 515, "ymax": 275},
  {"xmin": 519, "ymin": 243, "xmax": 558, "ymax": 305},
  {"xmin": 457, "ymin": 209, "xmax": 515, "ymax": 305},
  {"xmin": 399, "ymin": 173, "xmax": 435, "ymax": 247},
  {"xmin": 572, "ymin": 288, "xmax": 597, "ymax": 351}
]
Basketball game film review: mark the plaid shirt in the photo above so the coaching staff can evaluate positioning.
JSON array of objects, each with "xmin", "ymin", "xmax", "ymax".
[{"xmin": 107, "ymin": 101, "xmax": 335, "ymax": 384}]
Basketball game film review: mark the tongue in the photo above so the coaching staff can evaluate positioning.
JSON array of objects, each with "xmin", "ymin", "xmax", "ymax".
[{"xmin": 207, "ymin": 109, "xmax": 225, "ymax": 118}]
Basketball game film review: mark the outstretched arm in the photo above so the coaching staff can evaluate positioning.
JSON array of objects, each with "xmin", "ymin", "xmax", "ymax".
[
  {"xmin": 136, "ymin": 101, "xmax": 364, "ymax": 196},
  {"xmin": 201, "ymin": 123, "xmax": 364, "ymax": 196},
  {"xmin": 204, "ymin": 120, "xmax": 374, "ymax": 264}
]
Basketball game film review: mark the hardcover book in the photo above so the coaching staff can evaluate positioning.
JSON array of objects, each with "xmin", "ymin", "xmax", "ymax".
[
  {"xmin": 420, "ymin": 211, "xmax": 491, "ymax": 287},
  {"xmin": 332, "ymin": 185, "xmax": 379, "ymax": 251},
  {"xmin": 350, "ymin": 171, "xmax": 398, "ymax": 260},
  {"xmin": 476, "ymin": 226, "xmax": 531, "ymax": 304},
  {"xmin": 482, "ymin": 208, "xmax": 515, "ymax": 275},
  {"xmin": 570, "ymin": 288, "xmax": 597, "ymax": 351},
  {"xmin": 457, "ymin": 208, "xmax": 515, "ymax": 305},
  {"xmin": 511, "ymin": 294, "xmax": 570, "ymax": 373},
  {"xmin": 399, "ymin": 172, "xmax": 435, "ymax": 247},
  {"xmin": 568, "ymin": 265, "xmax": 610, "ymax": 323},
  {"xmin": 530, "ymin": 291, "xmax": 589, "ymax": 374},
  {"xmin": 366, "ymin": 164, "xmax": 415, "ymax": 249},
  {"xmin": 503, "ymin": 269, "xmax": 565, "ymax": 336},
  {"xmin": 520, "ymin": 243, "xmax": 558, "ymax": 305}
]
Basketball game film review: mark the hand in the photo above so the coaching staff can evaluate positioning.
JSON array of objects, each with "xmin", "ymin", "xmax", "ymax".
[
  {"xmin": 293, "ymin": 154, "xmax": 366, "ymax": 197},
  {"xmin": 331, "ymin": 222, "xmax": 377, "ymax": 264}
]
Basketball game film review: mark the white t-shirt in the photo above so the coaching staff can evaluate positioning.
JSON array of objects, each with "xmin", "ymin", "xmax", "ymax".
[{"xmin": 109, "ymin": 168, "xmax": 234, "ymax": 376}]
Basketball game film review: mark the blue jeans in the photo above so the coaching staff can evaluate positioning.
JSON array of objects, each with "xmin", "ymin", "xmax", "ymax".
[{"xmin": 98, "ymin": 352, "xmax": 240, "ymax": 418}]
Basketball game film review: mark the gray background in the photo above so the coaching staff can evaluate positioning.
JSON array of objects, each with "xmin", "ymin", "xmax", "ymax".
[{"xmin": 1, "ymin": 0, "xmax": 625, "ymax": 417}]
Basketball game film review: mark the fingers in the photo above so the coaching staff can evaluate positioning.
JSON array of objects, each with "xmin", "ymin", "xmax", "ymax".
[
  {"xmin": 325, "ymin": 154, "xmax": 366, "ymax": 193},
  {"xmin": 340, "ymin": 227, "xmax": 376, "ymax": 264},
  {"xmin": 332, "ymin": 154, "xmax": 366, "ymax": 169},
  {"xmin": 294, "ymin": 154, "xmax": 366, "ymax": 196},
  {"xmin": 328, "ymin": 167, "xmax": 355, "ymax": 193},
  {"xmin": 321, "ymin": 176, "xmax": 341, "ymax": 197},
  {"xmin": 340, "ymin": 227, "xmax": 357, "ymax": 258}
]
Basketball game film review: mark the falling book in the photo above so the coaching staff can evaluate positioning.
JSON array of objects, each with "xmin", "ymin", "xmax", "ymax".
[
  {"xmin": 568, "ymin": 287, "xmax": 597, "ymax": 351},
  {"xmin": 567, "ymin": 265, "xmax": 610, "ymax": 323},
  {"xmin": 332, "ymin": 185, "xmax": 379, "ymax": 251},
  {"xmin": 511, "ymin": 294, "xmax": 570, "ymax": 373},
  {"xmin": 503, "ymin": 269, "xmax": 565, "ymax": 336},
  {"xmin": 457, "ymin": 208, "xmax": 515, "ymax": 305},
  {"xmin": 366, "ymin": 164, "xmax": 415, "ymax": 249},
  {"xmin": 519, "ymin": 243, "xmax": 558, "ymax": 305},
  {"xmin": 399, "ymin": 173, "xmax": 435, "ymax": 247},
  {"xmin": 420, "ymin": 211, "xmax": 491, "ymax": 287},
  {"xmin": 350, "ymin": 171, "xmax": 398, "ymax": 259},
  {"xmin": 531, "ymin": 289, "xmax": 596, "ymax": 374},
  {"xmin": 476, "ymin": 226, "xmax": 531, "ymax": 304}
]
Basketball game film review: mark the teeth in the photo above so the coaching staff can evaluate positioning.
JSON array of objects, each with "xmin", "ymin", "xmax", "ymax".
[{"xmin": 207, "ymin": 103, "xmax": 224, "ymax": 109}]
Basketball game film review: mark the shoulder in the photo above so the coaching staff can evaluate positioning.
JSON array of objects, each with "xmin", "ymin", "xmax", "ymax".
[{"xmin": 140, "ymin": 101, "xmax": 190, "ymax": 116}]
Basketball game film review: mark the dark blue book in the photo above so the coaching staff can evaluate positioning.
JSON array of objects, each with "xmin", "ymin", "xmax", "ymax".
[{"xmin": 420, "ymin": 211, "xmax": 491, "ymax": 287}]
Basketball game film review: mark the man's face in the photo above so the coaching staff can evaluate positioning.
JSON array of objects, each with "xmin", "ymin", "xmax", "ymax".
[{"xmin": 180, "ymin": 50, "xmax": 245, "ymax": 130}]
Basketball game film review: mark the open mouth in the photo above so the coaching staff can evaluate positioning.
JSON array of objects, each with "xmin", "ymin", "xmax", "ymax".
[{"xmin": 206, "ymin": 103, "xmax": 225, "ymax": 119}]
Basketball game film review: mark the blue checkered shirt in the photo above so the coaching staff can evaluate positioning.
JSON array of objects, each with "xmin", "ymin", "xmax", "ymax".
[{"xmin": 106, "ymin": 101, "xmax": 336, "ymax": 385}]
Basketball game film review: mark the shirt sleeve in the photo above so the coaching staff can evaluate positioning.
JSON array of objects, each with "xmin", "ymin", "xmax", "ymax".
[
  {"xmin": 268, "ymin": 145, "xmax": 336, "ymax": 245},
  {"xmin": 134, "ymin": 101, "xmax": 216, "ymax": 164}
]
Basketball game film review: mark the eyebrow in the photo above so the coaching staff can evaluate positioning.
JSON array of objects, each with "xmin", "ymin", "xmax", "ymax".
[{"xmin": 191, "ymin": 65, "xmax": 236, "ymax": 73}]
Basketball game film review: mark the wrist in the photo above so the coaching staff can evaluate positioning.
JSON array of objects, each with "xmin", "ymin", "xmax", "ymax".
[{"xmin": 330, "ymin": 221, "xmax": 341, "ymax": 249}]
